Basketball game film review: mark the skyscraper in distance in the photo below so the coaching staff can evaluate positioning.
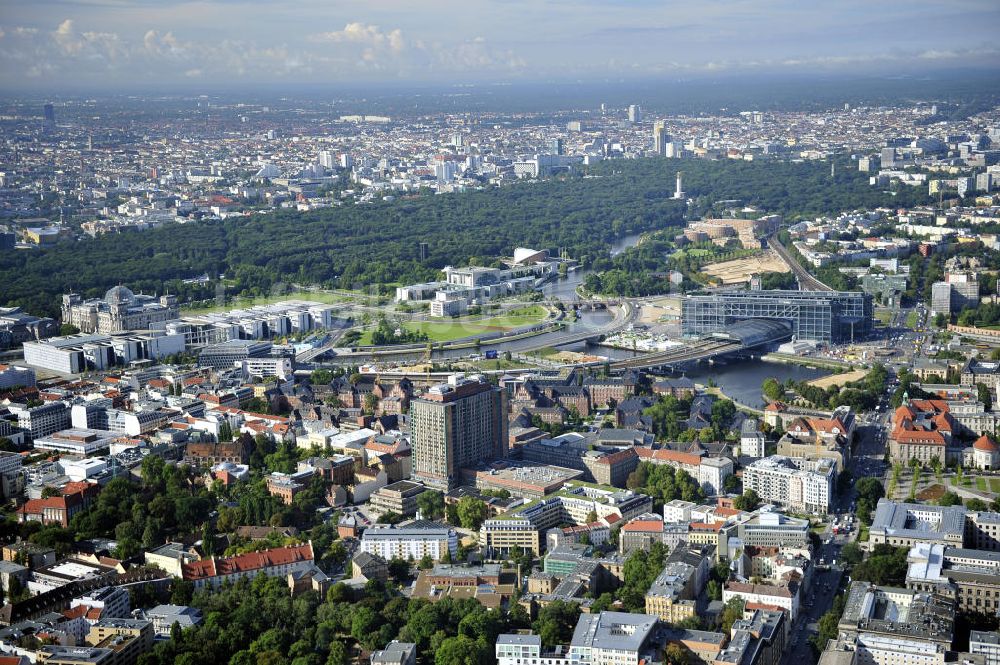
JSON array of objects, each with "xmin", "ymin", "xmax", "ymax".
[
  {"xmin": 43, "ymin": 103, "xmax": 55, "ymax": 129},
  {"xmin": 628, "ymin": 105, "xmax": 642, "ymax": 124},
  {"xmin": 653, "ymin": 120, "xmax": 669, "ymax": 155},
  {"xmin": 411, "ymin": 375, "xmax": 508, "ymax": 490}
]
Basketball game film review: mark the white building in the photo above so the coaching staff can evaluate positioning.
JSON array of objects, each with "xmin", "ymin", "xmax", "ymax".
[
  {"xmin": 970, "ymin": 631, "xmax": 1000, "ymax": 665},
  {"xmin": 742, "ymin": 455, "xmax": 835, "ymax": 514},
  {"xmin": 7, "ymin": 401, "xmax": 70, "ymax": 440},
  {"xmin": 23, "ymin": 331, "xmax": 185, "ymax": 374},
  {"xmin": 723, "ymin": 580, "xmax": 800, "ymax": 621},
  {"xmin": 60, "ymin": 458, "xmax": 108, "ymax": 482},
  {"xmin": 33, "ymin": 429, "xmax": 118, "ymax": 455},
  {"xmin": 741, "ymin": 419, "xmax": 767, "ymax": 458},
  {"xmin": 359, "ymin": 520, "xmax": 458, "ymax": 561},
  {"xmin": 496, "ymin": 611, "xmax": 658, "ymax": 665}
]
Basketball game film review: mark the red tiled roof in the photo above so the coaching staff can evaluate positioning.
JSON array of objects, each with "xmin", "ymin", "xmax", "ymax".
[
  {"xmin": 690, "ymin": 522, "xmax": 722, "ymax": 532},
  {"xmin": 635, "ymin": 447, "xmax": 701, "ymax": 467},
  {"xmin": 622, "ymin": 520, "xmax": 664, "ymax": 533},
  {"xmin": 182, "ymin": 542, "xmax": 314, "ymax": 581},
  {"xmin": 891, "ymin": 429, "xmax": 946, "ymax": 445},
  {"xmin": 974, "ymin": 434, "xmax": 999, "ymax": 452},
  {"xmin": 594, "ymin": 448, "xmax": 639, "ymax": 465}
]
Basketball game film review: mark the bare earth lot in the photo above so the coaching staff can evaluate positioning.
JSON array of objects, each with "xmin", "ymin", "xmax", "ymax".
[{"xmin": 701, "ymin": 251, "xmax": 790, "ymax": 284}]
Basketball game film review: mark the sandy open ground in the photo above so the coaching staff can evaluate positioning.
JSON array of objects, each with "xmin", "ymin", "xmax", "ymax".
[
  {"xmin": 638, "ymin": 296, "xmax": 682, "ymax": 325},
  {"xmin": 701, "ymin": 252, "xmax": 790, "ymax": 284},
  {"xmin": 807, "ymin": 369, "xmax": 868, "ymax": 389}
]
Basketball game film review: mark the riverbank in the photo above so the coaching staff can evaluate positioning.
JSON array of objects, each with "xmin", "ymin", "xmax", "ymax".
[{"xmin": 762, "ymin": 352, "xmax": 854, "ymax": 371}]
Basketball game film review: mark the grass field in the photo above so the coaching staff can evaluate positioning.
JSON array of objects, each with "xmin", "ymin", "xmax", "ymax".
[
  {"xmin": 874, "ymin": 309, "xmax": 893, "ymax": 325},
  {"xmin": 991, "ymin": 478, "xmax": 1000, "ymax": 493},
  {"xmin": 181, "ymin": 290, "xmax": 348, "ymax": 314},
  {"xmin": 905, "ymin": 311, "xmax": 919, "ymax": 329},
  {"xmin": 357, "ymin": 306, "xmax": 548, "ymax": 345},
  {"xmin": 977, "ymin": 477, "xmax": 989, "ymax": 492}
]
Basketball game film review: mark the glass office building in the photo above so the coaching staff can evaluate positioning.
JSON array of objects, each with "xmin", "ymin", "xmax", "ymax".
[{"xmin": 681, "ymin": 289, "xmax": 873, "ymax": 344}]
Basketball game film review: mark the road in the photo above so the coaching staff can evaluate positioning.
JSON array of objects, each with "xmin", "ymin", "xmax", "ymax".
[{"xmin": 782, "ymin": 566, "xmax": 844, "ymax": 665}]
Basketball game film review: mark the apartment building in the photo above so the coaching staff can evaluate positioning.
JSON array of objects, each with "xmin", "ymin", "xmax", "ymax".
[
  {"xmin": 742, "ymin": 456, "xmax": 835, "ymax": 514},
  {"xmin": 644, "ymin": 544, "xmax": 711, "ymax": 623},
  {"xmin": 7, "ymin": 401, "xmax": 70, "ymax": 441},
  {"xmin": 480, "ymin": 483, "xmax": 652, "ymax": 556},
  {"xmin": 496, "ymin": 612, "xmax": 659, "ymax": 665},
  {"xmin": 411, "ymin": 375, "xmax": 507, "ymax": 491},
  {"xmin": 359, "ymin": 521, "xmax": 458, "ymax": 561},
  {"xmin": 970, "ymin": 631, "xmax": 1000, "ymax": 665},
  {"xmin": 181, "ymin": 542, "xmax": 315, "ymax": 590}
]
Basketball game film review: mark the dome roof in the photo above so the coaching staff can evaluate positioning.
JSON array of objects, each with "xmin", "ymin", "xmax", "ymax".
[
  {"xmin": 104, "ymin": 285, "xmax": 135, "ymax": 306},
  {"xmin": 973, "ymin": 435, "xmax": 999, "ymax": 452}
]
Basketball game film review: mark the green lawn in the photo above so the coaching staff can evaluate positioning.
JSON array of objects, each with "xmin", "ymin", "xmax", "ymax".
[
  {"xmin": 990, "ymin": 478, "xmax": 1000, "ymax": 493},
  {"xmin": 874, "ymin": 310, "xmax": 893, "ymax": 325},
  {"xmin": 905, "ymin": 311, "xmax": 919, "ymax": 329},
  {"xmin": 181, "ymin": 290, "xmax": 348, "ymax": 314},
  {"xmin": 357, "ymin": 306, "xmax": 549, "ymax": 345},
  {"xmin": 977, "ymin": 477, "xmax": 989, "ymax": 492}
]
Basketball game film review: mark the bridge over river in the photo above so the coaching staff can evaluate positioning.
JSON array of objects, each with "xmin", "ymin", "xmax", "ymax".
[{"xmin": 601, "ymin": 318, "xmax": 793, "ymax": 371}]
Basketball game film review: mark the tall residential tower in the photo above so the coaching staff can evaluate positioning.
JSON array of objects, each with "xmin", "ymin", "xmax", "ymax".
[{"xmin": 411, "ymin": 375, "xmax": 508, "ymax": 490}]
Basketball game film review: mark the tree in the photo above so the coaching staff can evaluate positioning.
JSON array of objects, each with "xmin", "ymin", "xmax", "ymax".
[
  {"xmin": 533, "ymin": 600, "xmax": 582, "ymax": 648},
  {"xmin": 761, "ymin": 377, "xmax": 784, "ymax": 401},
  {"xmin": 416, "ymin": 490, "xmax": 445, "ymax": 521},
  {"xmin": 326, "ymin": 640, "xmax": 349, "ymax": 665},
  {"xmin": 59, "ymin": 323, "xmax": 80, "ymax": 336},
  {"xmin": 665, "ymin": 644, "xmax": 691, "ymax": 665},
  {"xmin": 720, "ymin": 597, "xmax": 745, "ymax": 633},
  {"xmin": 977, "ymin": 382, "xmax": 993, "ymax": 412},
  {"xmin": 733, "ymin": 489, "xmax": 760, "ymax": 512},
  {"xmin": 938, "ymin": 491, "xmax": 962, "ymax": 506},
  {"xmin": 456, "ymin": 497, "xmax": 488, "ymax": 531},
  {"xmin": 852, "ymin": 545, "xmax": 909, "ymax": 585},
  {"xmin": 310, "ymin": 369, "xmax": 334, "ymax": 386},
  {"xmin": 839, "ymin": 541, "xmax": 863, "ymax": 568},
  {"xmin": 418, "ymin": 554, "xmax": 434, "ymax": 570},
  {"xmin": 435, "ymin": 636, "xmax": 486, "ymax": 665},
  {"xmin": 387, "ymin": 557, "xmax": 411, "ymax": 583}
]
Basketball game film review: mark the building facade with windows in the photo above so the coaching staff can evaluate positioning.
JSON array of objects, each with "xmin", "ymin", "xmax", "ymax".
[{"xmin": 411, "ymin": 376, "xmax": 507, "ymax": 491}]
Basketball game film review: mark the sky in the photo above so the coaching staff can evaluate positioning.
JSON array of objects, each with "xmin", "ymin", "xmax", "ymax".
[{"xmin": 1, "ymin": 0, "xmax": 999, "ymax": 91}]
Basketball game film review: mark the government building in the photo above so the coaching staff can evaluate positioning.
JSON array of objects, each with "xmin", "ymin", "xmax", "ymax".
[{"xmin": 62, "ymin": 286, "xmax": 180, "ymax": 334}]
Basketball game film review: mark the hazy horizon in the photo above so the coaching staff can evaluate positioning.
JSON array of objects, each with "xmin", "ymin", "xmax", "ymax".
[{"xmin": 2, "ymin": 0, "xmax": 999, "ymax": 92}]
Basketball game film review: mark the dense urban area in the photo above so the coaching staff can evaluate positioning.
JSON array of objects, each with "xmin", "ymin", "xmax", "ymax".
[{"xmin": 1, "ymin": 82, "xmax": 1000, "ymax": 665}]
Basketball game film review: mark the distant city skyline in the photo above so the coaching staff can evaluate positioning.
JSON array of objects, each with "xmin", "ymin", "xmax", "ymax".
[{"xmin": 1, "ymin": 0, "xmax": 999, "ymax": 90}]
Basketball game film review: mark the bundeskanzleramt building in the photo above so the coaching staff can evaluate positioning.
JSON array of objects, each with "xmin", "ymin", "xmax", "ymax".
[
  {"xmin": 411, "ymin": 375, "xmax": 507, "ymax": 490},
  {"xmin": 681, "ymin": 289, "xmax": 873, "ymax": 344}
]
